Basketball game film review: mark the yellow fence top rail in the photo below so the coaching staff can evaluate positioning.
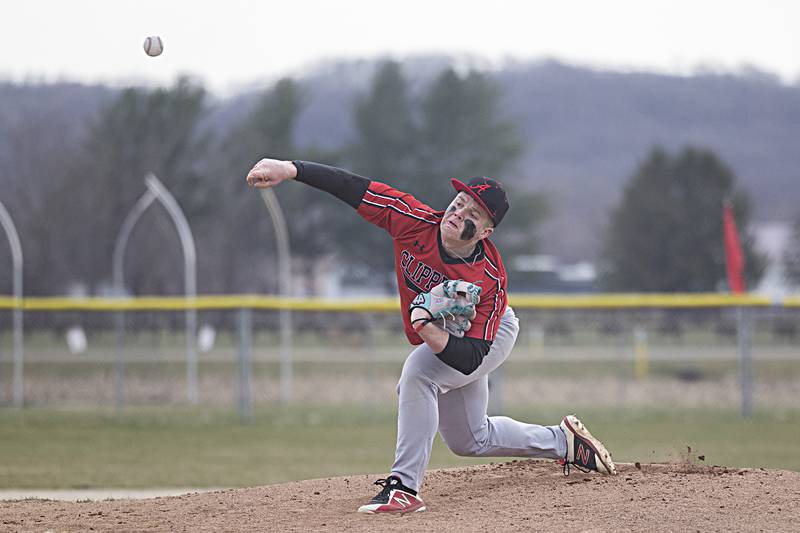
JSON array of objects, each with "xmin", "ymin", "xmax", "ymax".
[
  {"xmin": 783, "ymin": 295, "xmax": 800, "ymax": 308},
  {"xmin": 0, "ymin": 293, "xmax": 789, "ymax": 311},
  {"xmin": 0, "ymin": 295, "xmax": 399, "ymax": 312},
  {"xmin": 509, "ymin": 293, "xmax": 772, "ymax": 308}
]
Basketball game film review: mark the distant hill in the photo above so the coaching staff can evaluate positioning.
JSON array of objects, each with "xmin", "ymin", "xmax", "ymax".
[
  {"xmin": 2, "ymin": 60, "xmax": 798, "ymax": 261},
  {"xmin": 0, "ymin": 81, "xmax": 113, "ymax": 199},
  {"xmin": 288, "ymin": 59, "xmax": 800, "ymax": 260}
]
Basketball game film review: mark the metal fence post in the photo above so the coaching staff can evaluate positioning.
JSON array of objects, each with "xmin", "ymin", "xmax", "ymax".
[
  {"xmin": 113, "ymin": 188, "xmax": 157, "ymax": 412},
  {"xmin": 279, "ymin": 307, "xmax": 292, "ymax": 404},
  {"xmin": 0, "ymin": 200, "xmax": 23, "ymax": 407},
  {"xmin": 529, "ymin": 320, "xmax": 544, "ymax": 356},
  {"xmin": 737, "ymin": 306, "xmax": 753, "ymax": 418},
  {"xmin": 114, "ymin": 311, "xmax": 126, "ymax": 412},
  {"xmin": 616, "ymin": 311, "xmax": 627, "ymax": 410},
  {"xmin": 238, "ymin": 307, "xmax": 253, "ymax": 423},
  {"xmin": 259, "ymin": 189, "xmax": 292, "ymax": 404},
  {"xmin": 633, "ymin": 326, "xmax": 649, "ymax": 380},
  {"xmin": 144, "ymin": 175, "xmax": 198, "ymax": 405},
  {"xmin": 11, "ymin": 298, "xmax": 23, "ymax": 407},
  {"xmin": 364, "ymin": 313, "xmax": 377, "ymax": 417}
]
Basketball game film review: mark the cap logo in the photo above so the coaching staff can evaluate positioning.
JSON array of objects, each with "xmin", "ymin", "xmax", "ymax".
[
  {"xmin": 451, "ymin": 176, "xmax": 508, "ymax": 226},
  {"xmin": 470, "ymin": 184, "xmax": 492, "ymax": 195}
]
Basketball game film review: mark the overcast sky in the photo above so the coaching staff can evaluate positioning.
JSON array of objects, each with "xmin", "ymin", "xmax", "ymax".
[{"xmin": 2, "ymin": 0, "xmax": 797, "ymax": 93}]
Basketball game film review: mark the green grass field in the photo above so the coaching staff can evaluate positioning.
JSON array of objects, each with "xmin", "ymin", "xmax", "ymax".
[
  {"xmin": 0, "ymin": 406, "xmax": 797, "ymax": 489},
  {"xmin": 6, "ymin": 356, "xmax": 800, "ymax": 380}
]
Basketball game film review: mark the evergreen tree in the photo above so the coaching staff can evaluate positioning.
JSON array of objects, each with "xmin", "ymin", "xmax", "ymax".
[
  {"xmin": 350, "ymin": 61, "xmax": 418, "ymax": 179},
  {"xmin": 602, "ymin": 146, "xmax": 765, "ymax": 291},
  {"xmin": 214, "ymin": 78, "xmax": 341, "ymax": 293},
  {"xmin": 417, "ymin": 68, "xmax": 523, "ymax": 205},
  {"xmin": 340, "ymin": 62, "xmax": 420, "ymax": 291},
  {"xmin": 43, "ymin": 77, "xmax": 211, "ymax": 295},
  {"xmin": 341, "ymin": 65, "xmax": 534, "ymax": 291}
]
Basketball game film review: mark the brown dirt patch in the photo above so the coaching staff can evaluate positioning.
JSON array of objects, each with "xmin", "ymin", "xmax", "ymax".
[{"xmin": 2, "ymin": 461, "xmax": 798, "ymax": 532}]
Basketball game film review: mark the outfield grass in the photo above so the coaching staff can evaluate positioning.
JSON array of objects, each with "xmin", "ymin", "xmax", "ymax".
[
  {"xmin": 0, "ymin": 406, "xmax": 797, "ymax": 489},
  {"xmin": 5, "ymin": 357, "xmax": 800, "ymax": 380}
]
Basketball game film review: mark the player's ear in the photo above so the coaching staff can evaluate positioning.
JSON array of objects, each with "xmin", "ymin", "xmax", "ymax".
[{"xmin": 479, "ymin": 225, "xmax": 494, "ymax": 240}]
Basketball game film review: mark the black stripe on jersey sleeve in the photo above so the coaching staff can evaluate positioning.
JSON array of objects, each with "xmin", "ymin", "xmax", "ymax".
[
  {"xmin": 434, "ymin": 336, "xmax": 492, "ymax": 375},
  {"xmin": 292, "ymin": 161, "xmax": 370, "ymax": 209}
]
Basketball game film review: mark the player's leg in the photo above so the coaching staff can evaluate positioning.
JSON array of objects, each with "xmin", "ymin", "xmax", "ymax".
[
  {"xmin": 437, "ymin": 382, "xmax": 616, "ymax": 474},
  {"xmin": 437, "ymin": 375, "xmax": 565, "ymax": 459},
  {"xmin": 388, "ymin": 341, "xmax": 449, "ymax": 493},
  {"xmin": 436, "ymin": 307, "xmax": 566, "ymax": 460},
  {"xmin": 358, "ymin": 341, "xmax": 443, "ymax": 514},
  {"xmin": 436, "ymin": 307, "xmax": 616, "ymax": 475},
  {"xmin": 388, "ymin": 306, "xmax": 522, "ymax": 492}
]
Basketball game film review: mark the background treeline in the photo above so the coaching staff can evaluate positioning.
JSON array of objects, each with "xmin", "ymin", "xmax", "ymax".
[{"xmin": 1, "ymin": 57, "xmax": 798, "ymax": 296}]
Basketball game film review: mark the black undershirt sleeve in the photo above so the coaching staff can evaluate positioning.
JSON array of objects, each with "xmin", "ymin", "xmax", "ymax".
[
  {"xmin": 434, "ymin": 336, "xmax": 492, "ymax": 375},
  {"xmin": 292, "ymin": 160, "xmax": 370, "ymax": 209}
]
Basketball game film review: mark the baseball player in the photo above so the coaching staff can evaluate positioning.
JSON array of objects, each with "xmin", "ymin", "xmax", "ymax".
[{"xmin": 246, "ymin": 159, "xmax": 617, "ymax": 514}]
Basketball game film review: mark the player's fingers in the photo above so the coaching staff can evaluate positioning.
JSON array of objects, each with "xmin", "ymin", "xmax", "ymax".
[
  {"xmin": 429, "ymin": 284, "xmax": 445, "ymax": 297},
  {"xmin": 248, "ymin": 169, "xmax": 272, "ymax": 184},
  {"xmin": 246, "ymin": 170, "xmax": 261, "ymax": 184}
]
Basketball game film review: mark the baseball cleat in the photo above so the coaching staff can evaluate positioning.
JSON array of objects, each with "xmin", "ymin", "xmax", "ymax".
[
  {"xmin": 559, "ymin": 415, "xmax": 617, "ymax": 475},
  {"xmin": 357, "ymin": 475, "xmax": 426, "ymax": 514}
]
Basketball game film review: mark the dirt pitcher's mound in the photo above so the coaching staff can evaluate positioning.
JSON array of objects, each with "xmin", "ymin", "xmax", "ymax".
[{"xmin": 2, "ymin": 461, "xmax": 798, "ymax": 532}]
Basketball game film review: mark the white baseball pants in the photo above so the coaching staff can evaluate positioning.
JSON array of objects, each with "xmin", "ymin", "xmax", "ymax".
[{"xmin": 390, "ymin": 306, "xmax": 567, "ymax": 492}]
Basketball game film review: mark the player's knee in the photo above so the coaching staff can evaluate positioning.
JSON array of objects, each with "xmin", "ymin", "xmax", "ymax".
[
  {"xmin": 396, "ymin": 368, "xmax": 437, "ymax": 397},
  {"xmin": 444, "ymin": 438, "xmax": 481, "ymax": 457},
  {"xmin": 441, "ymin": 426, "xmax": 489, "ymax": 457}
]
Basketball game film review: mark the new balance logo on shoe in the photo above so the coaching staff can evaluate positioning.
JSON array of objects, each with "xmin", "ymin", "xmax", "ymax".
[
  {"xmin": 393, "ymin": 492, "xmax": 412, "ymax": 508},
  {"xmin": 577, "ymin": 443, "xmax": 591, "ymax": 465}
]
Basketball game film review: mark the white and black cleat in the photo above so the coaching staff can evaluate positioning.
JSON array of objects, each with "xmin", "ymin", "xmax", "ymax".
[{"xmin": 559, "ymin": 414, "xmax": 617, "ymax": 475}]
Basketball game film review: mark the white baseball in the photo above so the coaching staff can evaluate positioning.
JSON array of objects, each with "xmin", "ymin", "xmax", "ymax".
[{"xmin": 143, "ymin": 36, "xmax": 164, "ymax": 57}]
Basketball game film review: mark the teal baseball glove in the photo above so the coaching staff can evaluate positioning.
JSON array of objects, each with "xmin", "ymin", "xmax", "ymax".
[{"xmin": 409, "ymin": 279, "xmax": 481, "ymax": 333}]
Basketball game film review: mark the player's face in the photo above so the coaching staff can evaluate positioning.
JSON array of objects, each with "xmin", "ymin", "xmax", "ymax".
[{"xmin": 441, "ymin": 192, "xmax": 493, "ymax": 243}]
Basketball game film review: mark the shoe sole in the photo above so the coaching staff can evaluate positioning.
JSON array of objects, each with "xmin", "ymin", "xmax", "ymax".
[{"xmin": 564, "ymin": 415, "xmax": 617, "ymax": 475}]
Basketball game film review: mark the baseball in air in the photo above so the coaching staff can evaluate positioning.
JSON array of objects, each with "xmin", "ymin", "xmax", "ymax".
[{"xmin": 143, "ymin": 36, "xmax": 164, "ymax": 57}]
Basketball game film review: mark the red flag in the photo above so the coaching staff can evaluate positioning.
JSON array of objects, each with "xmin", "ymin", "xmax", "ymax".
[{"xmin": 723, "ymin": 201, "xmax": 746, "ymax": 294}]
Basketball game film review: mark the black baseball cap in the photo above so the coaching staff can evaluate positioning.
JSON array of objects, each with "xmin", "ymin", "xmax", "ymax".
[{"xmin": 451, "ymin": 177, "xmax": 509, "ymax": 227}]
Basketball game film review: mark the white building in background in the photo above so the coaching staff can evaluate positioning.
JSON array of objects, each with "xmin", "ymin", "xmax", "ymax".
[
  {"xmin": 510, "ymin": 254, "xmax": 597, "ymax": 292},
  {"xmin": 752, "ymin": 221, "xmax": 796, "ymax": 297}
]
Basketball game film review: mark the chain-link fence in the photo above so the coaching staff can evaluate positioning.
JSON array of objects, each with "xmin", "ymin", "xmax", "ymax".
[{"xmin": 1, "ymin": 296, "xmax": 798, "ymax": 418}]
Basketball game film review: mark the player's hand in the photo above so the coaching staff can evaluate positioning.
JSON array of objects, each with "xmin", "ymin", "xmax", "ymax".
[
  {"xmin": 246, "ymin": 159, "xmax": 297, "ymax": 189},
  {"xmin": 436, "ymin": 314, "xmax": 472, "ymax": 338},
  {"xmin": 430, "ymin": 280, "xmax": 481, "ymax": 314},
  {"xmin": 409, "ymin": 279, "xmax": 481, "ymax": 333}
]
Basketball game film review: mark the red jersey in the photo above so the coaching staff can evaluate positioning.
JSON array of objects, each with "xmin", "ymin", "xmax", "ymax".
[{"xmin": 356, "ymin": 181, "xmax": 508, "ymax": 344}]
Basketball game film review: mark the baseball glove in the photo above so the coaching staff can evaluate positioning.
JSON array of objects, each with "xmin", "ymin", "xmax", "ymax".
[
  {"xmin": 435, "ymin": 314, "xmax": 473, "ymax": 338},
  {"xmin": 409, "ymin": 279, "xmax": 481, "ymax": 332}
]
